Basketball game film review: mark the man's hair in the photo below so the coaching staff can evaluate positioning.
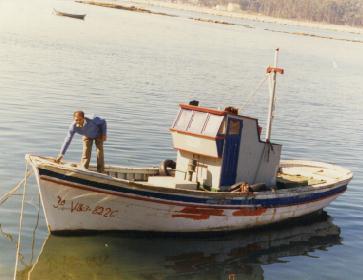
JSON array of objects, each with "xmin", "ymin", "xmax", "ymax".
[{"xmin": 73, "ymin": 111, "xmax": 85, "ymax": 118}]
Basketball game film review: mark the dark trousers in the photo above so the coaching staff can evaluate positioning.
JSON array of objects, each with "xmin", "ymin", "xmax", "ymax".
[{"xmin": 81, "ymin": 136, "xmax": 105, "ymax": 173}]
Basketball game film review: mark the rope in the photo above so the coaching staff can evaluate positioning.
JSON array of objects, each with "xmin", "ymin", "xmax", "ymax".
[
  {"xmin": 239, "ymin": 74, "xmax": 269, "ymax": 112},
  {"xmin": 30, "ymin": 193, "xmax": 41, "ymax": 265},
  {"xmin": 0, "ymin": 225, "xmax": 27, "ymax": 267},
  {"xmin": 252, "ymin": 142, "xmax": 275, "ymax": 185},
  {"xmin": 13, "ymin": 161, "xmax": 30, "ymax": 280},
  {"xmin": 0, "ymin": 170, "xmax": 33, "ymax": 206},
  {"xmin": 26, "ymin": 232, "xmax": 49, "ymax": 280},
  {"xmin": 0, "ymin": 224, "xmax": 14, "ymax": 242},
  {"xmin": 24, "ymin": 192, "xmax": 42, "ymax": 280}
]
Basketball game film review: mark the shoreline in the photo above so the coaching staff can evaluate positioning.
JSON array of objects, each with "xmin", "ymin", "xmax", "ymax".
[
  {"xmin": 75, "ymin": 0, "xmax": 363, "ymax": 36},
  {"xmin": 127, "ymin": 0, "xmax": 363, "ymax": 34}
]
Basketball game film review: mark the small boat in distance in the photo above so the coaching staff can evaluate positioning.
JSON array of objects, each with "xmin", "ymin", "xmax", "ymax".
[
  {"xmin": 54, "ymin": 9, "xmax": 86, "ymax": 20},
  {"xmin": 26, "ymin": 49, "xmax": 353, "ymax": 233}
]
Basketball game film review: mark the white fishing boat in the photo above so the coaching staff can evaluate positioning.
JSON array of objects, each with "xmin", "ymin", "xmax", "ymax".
[{"xmin": 26, "ymin": 50, "xmax": 352, "ymax": 233}]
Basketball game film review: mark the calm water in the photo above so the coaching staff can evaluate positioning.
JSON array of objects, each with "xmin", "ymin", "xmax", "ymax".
[{"xmin": 1, "ymin": 0, "xmax": 363, "ymax": 279}]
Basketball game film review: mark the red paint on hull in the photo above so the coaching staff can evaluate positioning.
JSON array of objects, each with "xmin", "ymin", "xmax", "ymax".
[
  {"xmin": 172, "ymin": 207, "xmax": 225, "ymax": 220},
  {"xmin": 232, "ymin": 207, "xmax": 267, "ymax": 216}
]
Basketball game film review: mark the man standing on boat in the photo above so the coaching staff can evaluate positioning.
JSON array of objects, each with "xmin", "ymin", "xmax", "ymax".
[{"xmin": 55, "ymin": 111, "xmax": 107, "ymax": 173}]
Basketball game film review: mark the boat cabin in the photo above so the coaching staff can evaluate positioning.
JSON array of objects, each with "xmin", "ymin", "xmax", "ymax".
[{"xmin": 147, "ymin": 102, "xmax": 282, "ymax": 191}]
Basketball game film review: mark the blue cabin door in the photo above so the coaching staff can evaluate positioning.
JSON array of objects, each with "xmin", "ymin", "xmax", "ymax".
[{"xmin": 220, "ymin": 118, "xmax": 243, "ymax": 186}]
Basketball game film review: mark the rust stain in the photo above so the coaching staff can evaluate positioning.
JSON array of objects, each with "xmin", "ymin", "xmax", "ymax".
[
  {"xmin": 232, "ymin": 207, "xmax": 267, "ymax": 216},
  {"xmin": 172, "ymin": 207, "xmax": 225, "ymax": 220}
]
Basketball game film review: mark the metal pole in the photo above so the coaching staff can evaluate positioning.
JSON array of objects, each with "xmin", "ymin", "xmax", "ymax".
[{"xmin": 265, "ymin": 48, "xmax": 280, "ymax": 142}]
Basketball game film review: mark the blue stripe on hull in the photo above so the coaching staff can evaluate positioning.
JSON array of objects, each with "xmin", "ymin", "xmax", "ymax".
[{"xmin": 39, "ymin": 168, "xmax": 346, "ymax": 208}]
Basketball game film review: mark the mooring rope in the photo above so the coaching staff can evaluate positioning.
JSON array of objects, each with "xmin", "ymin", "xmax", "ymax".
[
  {"xmin": 26, "ymin": 222, "xmax": 48, "ymax": 280},
  {"xmin": 13, "ymin": 161, "xmax": 30, "ymax": 280},
  {"xmin": 30, "ymin": 192, "xmax": 41, "ymax": 265},
  {"xmin": 0, "ymin": 158, "xmax": 43, "ymax": 280},
  {"xmin": 0, "ymin": 170, "xmax": 33, "ymax": 206}
]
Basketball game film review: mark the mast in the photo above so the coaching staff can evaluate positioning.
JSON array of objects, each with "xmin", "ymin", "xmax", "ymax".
[{"xmin": 265, "ymin": 48, "xmax": 284, "ymax": 142}]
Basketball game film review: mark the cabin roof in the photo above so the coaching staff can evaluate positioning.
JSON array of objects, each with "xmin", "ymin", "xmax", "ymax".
[
  {"xmin": 171, "ymin": 103, "xmax": 262, "ymax": 140},
  {"xmin": 179, "ymin": 104, "xmax": 227, "ymax": 116},
  {"xmin": 179, "ymin": 103, "xmax": 259, "ymax": 121}
]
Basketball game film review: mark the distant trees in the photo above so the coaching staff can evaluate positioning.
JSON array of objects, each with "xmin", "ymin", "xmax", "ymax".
[{"xmin": 168, "ymin": 0, "xmax": 363, "ymax": 26}]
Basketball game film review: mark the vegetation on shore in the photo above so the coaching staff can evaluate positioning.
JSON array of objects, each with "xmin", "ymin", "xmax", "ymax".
[{"xmin": 166, "ymin": 0, "xmax": 363, "ymax": 27}]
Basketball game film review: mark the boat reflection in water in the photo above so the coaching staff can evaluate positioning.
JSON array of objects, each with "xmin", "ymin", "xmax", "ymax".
[{"xmin": 18, "ymin": 211, "xmax": 341, "ymax": 280}]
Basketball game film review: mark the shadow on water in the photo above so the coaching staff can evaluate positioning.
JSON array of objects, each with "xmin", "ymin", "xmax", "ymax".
[{"xmin": 16, "ymin": 211, "xmax": 341, "ymax": 280}]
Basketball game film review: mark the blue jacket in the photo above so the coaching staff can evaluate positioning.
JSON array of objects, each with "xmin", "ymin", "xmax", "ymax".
[{"xmin": 60, "ymin": 116, "xmax": 107, "ymax": 155}]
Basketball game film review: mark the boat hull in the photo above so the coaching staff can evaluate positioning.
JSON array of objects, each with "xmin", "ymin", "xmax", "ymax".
[
  {"xmin": 29, "ymin": 159, "xmax": 350, "ymax": 233},
  {"xmin": 54, "ymin": 10, "xmax": 86, "ymax": 20}
]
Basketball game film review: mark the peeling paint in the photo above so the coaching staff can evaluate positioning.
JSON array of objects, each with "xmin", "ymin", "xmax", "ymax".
[
  {"xmin": 232, "ymin": 207, "xmax": 267, "ymax": 216},
  {"xmin": 172, "ymin": 207, "xmax": 225, "ymax": 220}
]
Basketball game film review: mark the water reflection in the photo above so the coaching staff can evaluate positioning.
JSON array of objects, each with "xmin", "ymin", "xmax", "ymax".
[{"xmin": 17, "ymin": 212, "xmax": 341, "ymax": 280}]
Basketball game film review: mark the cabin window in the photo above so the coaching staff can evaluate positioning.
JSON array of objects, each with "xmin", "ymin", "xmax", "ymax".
[
  {"xmin": 172, "ymin": 108, "xmax": 225, "ymax": 138},
  {"xmin": 173, "ymin": 109, "xmax": 193, "ymax": 131},
  {"xmin": 188, "ymin": 111, "xmax": 208, "ymax": 134},
  {"xmin": 228, "ymin": 119, "xmax": 241, "ymax": 135},
  {"xmin": 203, "ymin": 114, "xmax": 225, "ymax": 137}
]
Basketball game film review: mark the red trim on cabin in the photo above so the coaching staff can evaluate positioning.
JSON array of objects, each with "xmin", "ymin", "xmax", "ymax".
[
  {"xmin": 180, "ymin": 103, "xmax": 261, "ymax": 122},
  {"xmin": 170, "ymin": 128, "xmax": 225, "ymax": 141},
  {"xmin": 180, "ymin": 104, "xmax": 227, "ymax": 116},
  {"xmin": 266, "ymin": 66, "xmax": 284, "ymax": 74},
  {"xmin": 171, "ymin": 115, "xmax": 277, "ymax": 147}
]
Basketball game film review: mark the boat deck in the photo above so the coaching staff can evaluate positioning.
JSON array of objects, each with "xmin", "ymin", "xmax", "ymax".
[{"xmin": 90, "ymin": 160, "xmax": 351, "ymax": 192}]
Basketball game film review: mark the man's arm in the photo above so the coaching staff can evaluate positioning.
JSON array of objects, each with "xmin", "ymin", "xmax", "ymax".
[{"xmin": 56, "ymin": 123, "xmax": 76, "ymax": 162}]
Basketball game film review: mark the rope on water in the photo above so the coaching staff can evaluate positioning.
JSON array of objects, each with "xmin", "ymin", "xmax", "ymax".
[
  {"xmin": 13, "ymin": 161, "xmax": 30, "ymax": 280},
  {"xmin": 0, "ymin": 170, "xmax": 33, "ymax": 206}
]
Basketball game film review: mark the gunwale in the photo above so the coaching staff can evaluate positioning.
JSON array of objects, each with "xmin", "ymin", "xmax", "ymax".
[{"xmin": 29, "ymin": 155, "xmax": 352, "ymax": 207}]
